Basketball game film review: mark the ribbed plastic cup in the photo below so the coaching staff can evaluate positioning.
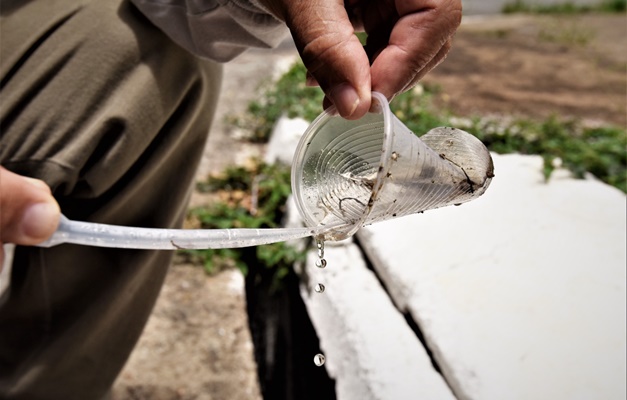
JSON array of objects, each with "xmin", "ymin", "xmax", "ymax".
[{"xmin": 291, "ymin": 92, "xmax": 494, "ymax": 241}]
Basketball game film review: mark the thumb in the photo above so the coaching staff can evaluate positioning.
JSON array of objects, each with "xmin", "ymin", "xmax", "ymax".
[
  {"xmin": 0, "ymin": 166, "xmax": 60, "ymax": 246},
  {"xmin": 281, "ymin": 0, "xmax": 371, "ymax": 119}
]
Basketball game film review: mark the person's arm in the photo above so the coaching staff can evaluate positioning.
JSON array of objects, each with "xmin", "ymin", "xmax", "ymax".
[
  {"xmin": 0, "ymin": 166, "xmax": 60, "ymax": 269},
  {"xmin": 130, "ymin": 0, "xmax": 289, "ymax": 62}
]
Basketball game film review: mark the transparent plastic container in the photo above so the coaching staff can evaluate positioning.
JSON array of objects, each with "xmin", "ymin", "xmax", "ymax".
[{"xmin": 291, "ymin": 92, "xmax": 494, "ymax": 241}]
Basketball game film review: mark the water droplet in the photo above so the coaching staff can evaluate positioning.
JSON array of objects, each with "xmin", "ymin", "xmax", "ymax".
[
  {"xmin": 316, "ymin": 239, "xmax": 325, "ymax": 259},
  {"xmin": 314, "ymin": 283, "xmax": 325, "ymax": 293},
  {"xmin": 315, "ymin": 258, "xmax": 327, "ymax": 269},
  {"xmin": 313, "ymin": 353, "xmax": 326, "ymax": 366}
]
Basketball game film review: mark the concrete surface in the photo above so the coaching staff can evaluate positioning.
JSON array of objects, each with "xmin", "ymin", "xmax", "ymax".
[{"xmin": 358, "ymin": 154, "xmax": 626, "ymax": 400}]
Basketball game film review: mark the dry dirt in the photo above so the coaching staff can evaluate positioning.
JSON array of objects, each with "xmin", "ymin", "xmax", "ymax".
[
  {"xmin": 425, "ymin": 14, "xmax": 626, "ymax": 127},
  {"xmin": 111, "ymin": 14, "xmax": 626, "ymax": 400}
]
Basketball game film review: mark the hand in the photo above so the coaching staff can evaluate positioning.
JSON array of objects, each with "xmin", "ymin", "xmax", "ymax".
[
  {"xmin": 260, "ymin": 0, "xmax": 462, "ymax": 119},
  {"xmin": 1, "ymin": 166, "xmax": 60, "ymax": 270}
]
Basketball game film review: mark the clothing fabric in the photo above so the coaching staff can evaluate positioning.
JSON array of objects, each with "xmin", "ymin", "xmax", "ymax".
[
  {"xmin": 0, "ymin": 0, "xmax": 223, "ymax": 398},
  {"xmin": 130, "ymin": 0, "xmax": 289, "ymax": 62}
]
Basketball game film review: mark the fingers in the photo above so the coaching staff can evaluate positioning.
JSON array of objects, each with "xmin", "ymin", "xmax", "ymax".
[
  {"xmin": 370, "ymin": 0, "xmax": 462, "ymax": 100},
  {"xmin": 261, "ymin": 0, "xmax": 461, "ymax": 119},
  {"xmin": 0, "ymin": 166, "xmax": 61, "ymax": 247},
  {"xmin": 398, "ymin": 37, "xmax": 453, "ymax": 93},
  {"xmin": 281, "ymin": 0, "xmax": 372, "ymax": 119}
]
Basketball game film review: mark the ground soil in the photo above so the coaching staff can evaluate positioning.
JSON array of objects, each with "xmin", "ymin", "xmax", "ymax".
[
  {"xmin": 111, "ymin": 14, "xmax": 626, "ymax": 400},
  {"xmin": 425, "ymin": 14, "xmax": 626, "ymax": 127}
]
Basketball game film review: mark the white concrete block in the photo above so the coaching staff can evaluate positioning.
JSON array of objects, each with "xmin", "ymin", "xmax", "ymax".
[
  {"xmin": 284, "ymin": 197, "xmax": 454, "ymax": 400},
  {"xmin": 264, "ymin": 116, "xmax": 309, "ymax": 166},
  {"xmin": 358, "ymin": 153, "xmax": 626, "ymax": 400},
  {"xmin": 299, "ymin": 240, "xmax": 456, "ymax": 400}
]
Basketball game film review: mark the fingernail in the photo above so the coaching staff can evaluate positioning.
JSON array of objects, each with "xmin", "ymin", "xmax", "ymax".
[
  {"xmin": 20, "ymin": 202, "xmax": 60, "ymax": 241},
  {"xmin": 329, "ymin": 84, "xmax": 360, "ymax": 118}
]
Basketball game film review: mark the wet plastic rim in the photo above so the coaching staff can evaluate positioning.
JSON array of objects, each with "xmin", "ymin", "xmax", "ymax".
[{"xmin": 291, "ymin": 92, "xmax": 395, "ymax": 240}]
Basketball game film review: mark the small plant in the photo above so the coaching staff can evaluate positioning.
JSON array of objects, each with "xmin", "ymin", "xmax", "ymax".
[
  {"xmin": 182, "ymin": 160, "xmax": 307, "ymax": 289},
  {"xmin": 229, "ymin": 62, "xmax": 326, "ymax": 142}
]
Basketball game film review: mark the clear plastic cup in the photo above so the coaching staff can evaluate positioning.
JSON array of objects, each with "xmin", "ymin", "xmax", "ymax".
[{"xmin": 291, "ymin": 92, "xmax": 494, "ymax": 241}]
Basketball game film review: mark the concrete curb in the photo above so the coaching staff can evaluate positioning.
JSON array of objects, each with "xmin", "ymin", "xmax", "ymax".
[{"xmin": 357, "ymin": 153, "xmax": 626, "ymax": 400}]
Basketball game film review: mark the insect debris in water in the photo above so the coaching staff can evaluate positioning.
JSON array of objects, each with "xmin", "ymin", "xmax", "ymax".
[
  {"xmin": 340, "ymin": 171, "xmax": 377, "ymax": 190},
  {"xmin": 338, "ymin": 197, "xmax": 365, "ymax": 212}
]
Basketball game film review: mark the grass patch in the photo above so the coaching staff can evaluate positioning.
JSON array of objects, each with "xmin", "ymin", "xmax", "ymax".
[
  {"xmin": 227, "ymin": 64, "xmax": 325, "ymax": 142},
  {"xmin": 503, "ymin": 0, "xmax": 626, "ymax": 14},
  {"xmin": 537, "ymin": 18, "xmax": 596, "ymax": 46},
  {"xmin": 182, "ymin": 161, "xmax": 307, "ymax": 290}
]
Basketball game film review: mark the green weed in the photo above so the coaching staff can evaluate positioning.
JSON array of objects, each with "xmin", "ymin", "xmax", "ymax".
[
  {"xmin": 182, "ymin": 161, "xmax": 307, "ymax": 289},
  {"xmin": 230, "ymin": 63, "xmax": 326, "ymax": 142}
]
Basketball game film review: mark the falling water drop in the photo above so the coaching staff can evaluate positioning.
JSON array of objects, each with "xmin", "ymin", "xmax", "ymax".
[
  {"xmin": 316, "ymin": 238, "xmax": 325, "ymax": 259},
  {"xmin": 313, "ymin": 240, "xmax": 327, "ymax": 367},
  {"xmin": 313, "ymin": 353, "xmax": 326, "ymax": 367}
]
